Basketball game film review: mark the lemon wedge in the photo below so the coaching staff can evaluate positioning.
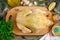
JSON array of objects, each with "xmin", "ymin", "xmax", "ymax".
[{"xmin": 48, "ymin": 2, "xmax": 56, "ymax": 11}]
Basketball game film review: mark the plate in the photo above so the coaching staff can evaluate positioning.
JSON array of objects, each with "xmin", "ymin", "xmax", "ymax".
[{"xmin": 6, "ymin": 6, "xmax": 52, "ymax": 35}]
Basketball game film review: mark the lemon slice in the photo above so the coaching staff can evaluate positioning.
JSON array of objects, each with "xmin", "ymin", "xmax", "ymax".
[{"xmin": 48, "ymin": 2, "xmax": 56, "ymax": 11}]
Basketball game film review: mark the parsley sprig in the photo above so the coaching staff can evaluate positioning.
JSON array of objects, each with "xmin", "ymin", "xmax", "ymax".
[{"xmin": 0, "ymin": 19, "xmax": 13, "ymax": 40}]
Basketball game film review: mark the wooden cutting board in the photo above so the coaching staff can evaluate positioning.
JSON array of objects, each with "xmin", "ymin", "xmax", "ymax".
[{"xmin": 6, "ymin": 6, "xmax": 52, "ymax": 35}]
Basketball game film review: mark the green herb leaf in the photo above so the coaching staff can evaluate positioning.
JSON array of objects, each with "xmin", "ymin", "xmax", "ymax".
[{"xmin": 0, "ymin": 19, "xmax": 13, "ymax": 40}]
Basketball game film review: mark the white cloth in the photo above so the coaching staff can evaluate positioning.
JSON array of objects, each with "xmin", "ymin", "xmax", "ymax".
[{"xmin": 39, "ymin": 33, "xmax": 60, "ymax": 40}]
